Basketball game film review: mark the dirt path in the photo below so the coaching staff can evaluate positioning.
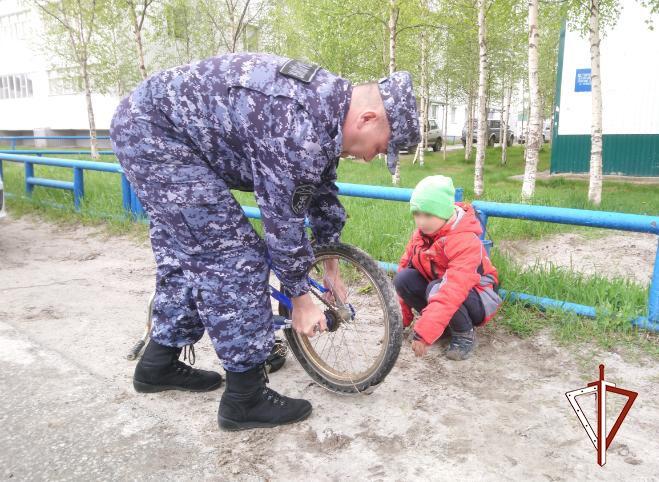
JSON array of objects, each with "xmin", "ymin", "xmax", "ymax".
[
  {"xmin": 1, "ymin": 215, "xmax": 657, "ymax": 481},
  {"xmin": 498, "ymin": 230, "xmax": 657, "ymax": 286}
]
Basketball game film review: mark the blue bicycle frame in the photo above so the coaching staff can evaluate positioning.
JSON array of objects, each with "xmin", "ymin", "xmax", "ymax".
[{"xmin": 269, "ymin": 277, "xmax": 329, "ymax": 331}]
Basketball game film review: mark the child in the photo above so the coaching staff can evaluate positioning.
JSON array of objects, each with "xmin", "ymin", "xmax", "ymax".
[{"xmin": 394, "ymin": 175, "xmax": 502, "ymax": 360}]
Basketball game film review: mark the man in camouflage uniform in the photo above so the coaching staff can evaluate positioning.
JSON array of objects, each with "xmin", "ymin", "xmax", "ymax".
[{"xmin": 110, "ymin": 53, "xmax": 419, "ymax": 431}]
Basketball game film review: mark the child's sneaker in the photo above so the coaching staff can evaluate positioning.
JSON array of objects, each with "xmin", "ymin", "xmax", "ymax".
[{"xmin": 446, "ymin": 328, "xmax": 477, "ymax": 360}]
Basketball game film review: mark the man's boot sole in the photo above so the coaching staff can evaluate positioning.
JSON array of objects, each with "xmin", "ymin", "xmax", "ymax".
[
  {"xmin": 133, "ymin": 378, "xmax": 223, "ymax": 393},
  {"xmin": 218, "ymin": 406, "xmax": 312, "ymax": 431}
]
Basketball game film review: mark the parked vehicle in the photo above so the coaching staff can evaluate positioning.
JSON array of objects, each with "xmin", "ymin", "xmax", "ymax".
[
  {"xmin": 461, "ymin": 119, "xmax": 515, "ymax": 147},
  {"xmin": 404, "ymin": 119, "xmax": 443, "ymax": 153}
]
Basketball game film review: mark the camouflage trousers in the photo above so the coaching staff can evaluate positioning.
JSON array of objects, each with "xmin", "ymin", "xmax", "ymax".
[{"xmin": 111, "ymin": 101, "xmax": 275, "ymax": 372}]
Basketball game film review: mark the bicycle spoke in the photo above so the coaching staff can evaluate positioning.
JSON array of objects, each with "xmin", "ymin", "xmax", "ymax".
[
  {"xmin": 345, "ymin": 319, "xmax": 372, "ymax": 362},
  {"xmin": 287, "ymin": 246, "xmax": 400, "ymax": 391}
]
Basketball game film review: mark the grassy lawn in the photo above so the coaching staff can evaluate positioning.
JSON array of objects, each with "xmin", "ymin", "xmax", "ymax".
[{"xmin": 1, "ymin": 144, "xmax": 657, "ymax": 356}]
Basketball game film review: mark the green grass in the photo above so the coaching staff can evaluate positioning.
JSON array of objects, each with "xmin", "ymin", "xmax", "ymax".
[{"xmin": 2, "ymin": 145, "xmax": 658, "ymax": 356}]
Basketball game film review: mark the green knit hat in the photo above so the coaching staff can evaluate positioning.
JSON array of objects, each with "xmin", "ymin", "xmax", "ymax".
[{"xmin": 410, "ymin": 175, "xmax": 456, "ymax": 220}]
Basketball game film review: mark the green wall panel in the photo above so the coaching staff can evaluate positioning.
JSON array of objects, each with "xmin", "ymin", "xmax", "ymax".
[{"xmin": 550, "ymin": 134, "xmax": 659, "ymax": 177}]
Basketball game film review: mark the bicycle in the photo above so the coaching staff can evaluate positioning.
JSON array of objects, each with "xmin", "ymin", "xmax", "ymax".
[{"xmin": 127, "ymin": 243, "xmax": 403, "ymax": 394}]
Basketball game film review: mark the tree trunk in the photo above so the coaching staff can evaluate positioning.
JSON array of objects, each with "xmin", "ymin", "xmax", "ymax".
[
  {"xmin": 81, "ymin": 62, "xmax": 99, "ymax": 160},
  {"xmin": 474, "ymin": 0, "xmax": 488, "ymax": 198},
  {"xmin": 388, "ymin": 0, "xmax": 398, "ymax": 76},
  {"xmin": 499, "ymin": 84, "xmax": 504, "ymax": 149},
  {"xmin": 128, "ymin": 1, "xmax": 148, "ymax": 80},
  {"xmin": 521, "ymin": 76, "xmax": 527, "ymax": 157},
  {"xmin": 522, "ymin": 0, "xmax": 541, "ymax": 202},
  {"xmin": 465, "ymin": 87, "xmax": 474, "ymax": 160},
  {"xmin": 587, "ymin": 0, "xmax": 603, "ymax": 206},
  {"xmin": 383, "ymin": 24, "xmax": 388, "ymax": 70},
  {"xmin": 389, "ymin": 0, "xmax": 400, "ymax": 185},
  {"xmin": 443, "ymin": 79, "xmax": 449, "ymax": 161},
  {"xmin": 414, "ymin": 29, "xmax": 428, "ymax": 166},
  {"xmin": 501, "ymin": 76, "xmax": 513, "ymax": 165},
  {"xmin": 223, "ymin": 0, "xmax": 238, "ymax": 54}
]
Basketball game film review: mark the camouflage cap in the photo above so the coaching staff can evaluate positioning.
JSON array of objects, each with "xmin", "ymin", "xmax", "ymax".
[{"xmin": 378, "ymin": 72, "xmax": 421, "ymax": 174}]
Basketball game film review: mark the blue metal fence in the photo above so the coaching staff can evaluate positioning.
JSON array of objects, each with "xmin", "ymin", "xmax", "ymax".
[
  {"xmin": 0, "ymin": 135, "xmax": 110, "ymax": 150},
  {"xmin": 0, "ymin": 150, "xmax": 114, "ymax": 156},
  {"xmin": 0, "ymin": 152, "xmax": 144, "ymax": 215},
  {"xmin": 1, "ymin": 150, "xmax": 657, "ymax": 332}
]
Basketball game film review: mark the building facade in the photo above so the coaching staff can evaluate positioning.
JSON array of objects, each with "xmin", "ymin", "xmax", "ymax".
[
  {"xmin": 0, "ymin": 0, "xmax": 118, "ymax": 147},
  {"xmin": 551, "ymin": 2, "xmax": 659, "ymax": 177}
]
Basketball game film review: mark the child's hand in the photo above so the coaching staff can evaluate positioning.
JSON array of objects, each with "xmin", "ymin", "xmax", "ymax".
[
  {"xmin": 411, "ymin": 339, "xmax": 429, "ymax": 357},
  {"xmin": 400, "ymin": 301, "xmax": 414, "ymax": 327}
]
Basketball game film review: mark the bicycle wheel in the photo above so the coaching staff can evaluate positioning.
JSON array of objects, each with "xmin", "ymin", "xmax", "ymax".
[{"xmin": 279, "ymin": 243, "xmax": 402, "ymax": 394}]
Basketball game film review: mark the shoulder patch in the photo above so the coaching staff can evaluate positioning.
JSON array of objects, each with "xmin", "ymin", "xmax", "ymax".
[
  {"xmin": 279, "ymin": 59, "xmax": 320, "ymax": 83},
  {"xmin": 291, "ymin": 184, "xmax": 316, "ymax": 215}
]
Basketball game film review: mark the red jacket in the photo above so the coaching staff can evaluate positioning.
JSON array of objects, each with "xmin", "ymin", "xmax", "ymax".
[{"xmin": 398, "ymin": 202, "xmax": 502, "ymax": 344}]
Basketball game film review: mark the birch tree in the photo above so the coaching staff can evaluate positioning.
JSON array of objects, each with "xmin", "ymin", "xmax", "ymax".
[
  {"xmin": 491, "ymin": 0, "xmax": 526, "ymax": 165},
  {"xmin": 124, "ymin": 0, "xmax": 155, "ymax": 80},
  {"xmin": 501, "ymin": 76, "xmax": 513, "ymax": 164},
  {"xmin": 567, "ymin": 0, "xmax": 621, "ymax": 205},
  {"xmin": 586, "ymin": 0, "xmax": 603, "ymax": 205},
  {"xmin": 266, "ymin": 0, "xmax": 387, "ymax": 81},
  {"xmin": 521, "ymin": 0, "xmax": 541, "ymax": 201},
  {"xmin": 92, "ymin": 5, "xmax": 141, "ymax": 96},
  {"xmin": 474, "ymin": 0, "xmax": 488, "ymax": 197},
  {"xmin": 200, "ymin": 0, "xmax": 265, "ymax": 55},
  {"xmin": 389, "ymin": 0, "xmax": 403, "ymax": 184},
  {"xmin": 437, "ymin": 0, "xmax": 478, "ymax": 162},
  {"xmin": 34, "ymin": 0, "xmax": 104, "ymax": 159},
  {"xmin": 413, "ymin": 7, "xmax": 429, "ymax": 167},
  {"xmin": 465, "ymin": 87, "xmax": 475, "ymax": 159},
  {"xmin": 442, "ymin": 78, "xmax": 449, "ymax": 161}
]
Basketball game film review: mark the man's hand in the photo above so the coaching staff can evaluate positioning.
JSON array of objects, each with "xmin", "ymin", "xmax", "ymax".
[
  {"xmin": 322, "ymin": 258, "xmax": 348, "ymax": 305},
  {"xmin": 291, "ymin": 293, "xmax": 327, "ymax": 337},
  {"xmin": 411, "ymin": 339, "xmax": 429, "ymax": 357}
]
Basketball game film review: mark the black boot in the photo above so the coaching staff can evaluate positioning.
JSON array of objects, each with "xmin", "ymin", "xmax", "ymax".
[
  {"xmin": 133, "ymin": 340, "xmax": 223, "ymax": 393},
  {"xmin": 445, "ymin": 328, "xmax": 478, "ymax": 361},
  {"xmin": 218, "ymin": 364, "xmax": 312, "ymax": 431},
  {"xmin": 265, "ymin": 338, "xmax": 287, "ymax": 374}
]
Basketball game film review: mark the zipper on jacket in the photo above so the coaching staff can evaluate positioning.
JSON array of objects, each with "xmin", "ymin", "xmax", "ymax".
[{"xmin": 415, "ymin": 241, "xmax": 432, "ymax": 280}]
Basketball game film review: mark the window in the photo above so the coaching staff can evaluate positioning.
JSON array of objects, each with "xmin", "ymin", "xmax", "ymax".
[
  {"xmin": 428, "ymin": 120, "xmax": 438, "ymax": 131},
  {"xmin": 450, "ymin": 107, "xmax": 456, "ymax": 123},
  {"xmin": 0, "ymin": 11, "xmax": 32, "ymax": 41},
  {"xmin": 429, "ymin": 104, "xmax": 439, "ymax": 120},
  {"xmin": 0, "ymin": 73, "xmax": 34, "ymax": 99}
]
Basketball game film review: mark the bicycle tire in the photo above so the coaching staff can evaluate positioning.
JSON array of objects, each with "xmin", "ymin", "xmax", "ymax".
[{"xmin": 279, "ymin": 243, "xmax": 402, "ymax": 394}]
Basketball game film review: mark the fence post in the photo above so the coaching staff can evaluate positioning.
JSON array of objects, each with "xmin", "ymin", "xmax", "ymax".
[
  {"xmin": 477, "ymin": 212, "xmax": 489, "ymax": 240},
  {"xmin": 130, "ymin": 188, "xmax": 145, "ymax": 218},
  {"xmin": 648, "ymin": 238, "xmax": 659, "ymax": 323},
  {"xmin": 120, "ymin": 174, "xmax": 132, "ymax": 216},
  {"xmin": 73, "ymin": 167, "xmax": 84, "ymax": 211},
  {"xmin": 25, "ymin": 162, "xmax": 34, "ymax": 196},
  {"xmin": 135, "ymin": 196, "xmax": 145, "ymax": 218}
]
